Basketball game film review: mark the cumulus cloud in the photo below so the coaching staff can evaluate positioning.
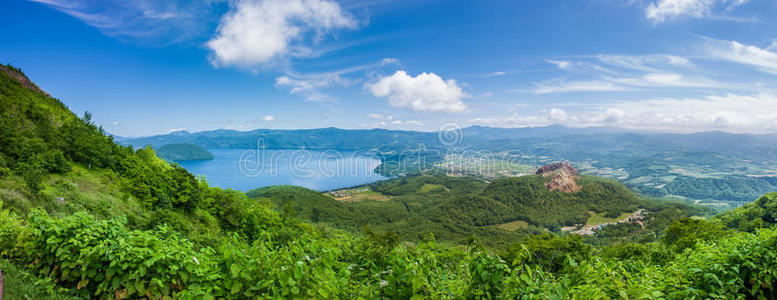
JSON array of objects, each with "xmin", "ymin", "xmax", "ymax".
[
  {"xmin": 206, "ymin": 0, "xmax": 357, "ymax": 69},
  {"xmin": 645, "ymin": 0, "xmax": 751, "ymax": 23},
  {"xmin": 707, "ymin": 39, "xmax": 777, "ymax": 75},
  {"xmin": 472, "ymin": 93, "xmax": 777, "ymax": 133},
  {"xmin": 367, "ymin": 71, "xmax": 467, "ymax": 112},
  {"xmin": 263, "ymin": 115, "xmax": 275, "ymax": 121}
]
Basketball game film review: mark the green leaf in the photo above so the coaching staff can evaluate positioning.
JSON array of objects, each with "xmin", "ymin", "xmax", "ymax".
[{"xmin": 230, "ymin": 263, "xmax": 240, "ymax": 278}]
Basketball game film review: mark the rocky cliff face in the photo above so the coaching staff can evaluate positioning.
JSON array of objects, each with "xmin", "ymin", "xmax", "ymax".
[{"xmin": 536, "ymin": 162, "xmax": 581, "ymax": 193}]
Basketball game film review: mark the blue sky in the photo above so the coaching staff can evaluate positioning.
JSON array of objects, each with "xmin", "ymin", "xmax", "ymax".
[{"xmin": 2, "ymin": 0, "xmax": 777, "ymax": 136}]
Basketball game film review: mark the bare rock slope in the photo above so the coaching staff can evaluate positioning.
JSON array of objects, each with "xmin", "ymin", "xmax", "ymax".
[{"xmin": 536, "ymin": 162, "xmax": 581, "ymax": 193}]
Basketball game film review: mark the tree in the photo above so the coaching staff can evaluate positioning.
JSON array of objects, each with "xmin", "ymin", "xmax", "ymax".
[
  {"xmin": 17, "ymin": 159, "xmax": 46, "ymax": 196},
  {"xmin": 662, "ymin": 218, "xmax": 726, "ymax": 252}
]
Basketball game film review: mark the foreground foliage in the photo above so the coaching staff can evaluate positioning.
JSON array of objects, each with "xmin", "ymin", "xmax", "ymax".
[{"xmin": 3, "ymin": 198, "xmax": 777, "ymax": 298}]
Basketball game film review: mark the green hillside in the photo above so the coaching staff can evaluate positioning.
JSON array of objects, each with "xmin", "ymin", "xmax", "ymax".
[
  {"xmin": 248, "ymin": 173, "xmax": 701, "ymax": 248},
  {"xmin": 3, "ymin": 64, "xmax": 777, "ymax": 298},
  {"xmin": 155, "ymin": 143, "xmax": 215, "ymax": 161},
  {"xmin": 716, "ymin": 192, "xmax": 777, "ymax": 232}
]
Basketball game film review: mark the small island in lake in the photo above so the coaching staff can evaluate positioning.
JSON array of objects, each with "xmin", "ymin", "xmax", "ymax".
[{"xmin": 155, "ymin": 143, "xmax": 215, "ymax": 161}]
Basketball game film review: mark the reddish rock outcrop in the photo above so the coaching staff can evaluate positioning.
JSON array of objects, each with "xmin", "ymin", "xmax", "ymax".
[
  {"xmin": 0, "ymin": 64, "xmax": 49, "ymax": 96},
  {"xmin": 536, "ymin": 162, "xmax": 580, "ymax": 193}
]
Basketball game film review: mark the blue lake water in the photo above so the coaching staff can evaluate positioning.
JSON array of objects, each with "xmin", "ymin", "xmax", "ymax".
[{"xmin": 177, "ymin": 149, "xmax": 388, "ymax": 191}]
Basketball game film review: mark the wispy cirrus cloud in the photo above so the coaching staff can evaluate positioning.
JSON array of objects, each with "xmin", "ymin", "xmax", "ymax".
[
  {"xmin": 705, "ymin": 39, "xmax": 777, "ymax": 75},
  {"xmin": 534, "ymin": 80, "xmax": 630, "ymax": 94},
  {"xmin": 275, "ymin": 58, "xmax": 399, "ymax": 102},
  {"xmin": 31, "ymin": 0, "xmax": 362, "ymax": 69},
  {"xmin": 532, "ymin": 54, "xmax": 720, "ymax": 94},
  {"xmin": 29, "ymin": 0, "xmax": 218, "ymax": 44}
]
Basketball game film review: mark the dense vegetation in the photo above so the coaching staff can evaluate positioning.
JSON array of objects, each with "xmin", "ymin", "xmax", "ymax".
[
  {"xmin": 154, "ymin": 143, "xmax": 215, "ymax": 161},
  {"xmin": 716, "ymin": 193, "xmax": 777, "ymax": 232},
  {"xmin": 248, "ymin": 173, "xmax": 705, "ymax": 249},
  {"xmin": 3, "ymin": 64, "xmax": 777, "ymax": 298}
]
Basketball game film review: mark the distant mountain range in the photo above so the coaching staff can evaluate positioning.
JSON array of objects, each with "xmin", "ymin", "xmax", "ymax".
[{"xmin": 118, "ymin": 125, "xmax": 777, "ymax": 158}]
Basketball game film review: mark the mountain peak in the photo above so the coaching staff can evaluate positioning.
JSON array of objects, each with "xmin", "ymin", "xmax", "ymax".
[
  {"xmin": 536, "ymin": 162, "xmax": 580, "ymax": 193},
  {"xmin": 1, "ymin": 64, "xmax": 48, "ymax": 96}
]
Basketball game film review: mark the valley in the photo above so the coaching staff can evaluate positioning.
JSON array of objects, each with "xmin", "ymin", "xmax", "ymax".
[{"xmin": 125, "ymin": 125, "xmax": 777, "ymax": 210}]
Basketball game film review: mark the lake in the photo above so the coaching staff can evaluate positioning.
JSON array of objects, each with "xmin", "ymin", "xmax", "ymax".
[{"xmin": 177, "ymin": 149, "xmax": 388, "ymax": 191}]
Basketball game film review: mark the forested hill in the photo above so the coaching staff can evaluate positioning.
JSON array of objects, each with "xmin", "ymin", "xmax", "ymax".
[
  {"xmin": 5, "ymin": 64, "xmax": 777, "ymax": 298},
  {"xmin": 248, "ymin": 170, "xmax": 679, "ymax": 247},
  {"xmin": 155, "ymin": 143, "xmax": 215, "ymax": 161}
]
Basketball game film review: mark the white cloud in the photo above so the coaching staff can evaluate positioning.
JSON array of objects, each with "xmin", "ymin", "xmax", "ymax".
[
  {"xmin": 275, "ymin": 74, "xmax": 346, "ymax": 102},
  {"xmin": 534, "ymin": 80, "xmax": 630, "ymax": 94},
  {"xmin": 30, "ymin": 0, "xmax": 214, "ymax": 43},
  {"xmin": 532, "ymin": 53, "xmax": 722, "ymax": 94},
  {"xmin": 608, "ymin": 72, "xmax": 718, "ymax": 88},
  {"xmin": 646, "ymin": 0, "xmax": 717, "ymax": 23},
  {"xmin": 767, "ymin": 41, "xmax": 777, "ymax": 52},
  {"xmin": 472, "ymin": 93, "xmax": 777, "ymax": 133},
  {"xmin": 206, "ymin": 0, "xmax": 357, "ymax": 69},
  {"xmin": 486, "ymin": 71, "xmax": 506, "ymax": 77},
  {"xmin": 599, "ymin": 93, "xmax": 777, "ymax": 133},
  {"xmin": 363, "ymin": 113, "xmax": 424, "ymax": 128},
  {"xmin": 263, "ymin": 115, "xmax": 275, "ymax": 121},
  {"xmin": 707, "ymin": 40, "xmax": 777, "ymax": 75},
  {"xmin": 382, "ymin": 58, "xmax": 400, "ymax": 65},
  {"xmin": 111, "ymin": 121, "xmax": 120, "ymax": 125},
  {"xmin": 367, "ymin": 71, "xmax": 467, "ymax": 112},
  {"xmin": 275, "ymin": 58, "xmax": 394, "ymax": 101},
  {"xmin": 546, "ymin": 60, "xmax": 571, "ymax": 69},
  {"xmin": 645, "ymin": 0, "xmax": 751, "ymax": 23},
  {"xmin": 597, "ymin": 54, "xmax": 693, "ymax": 71}
]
